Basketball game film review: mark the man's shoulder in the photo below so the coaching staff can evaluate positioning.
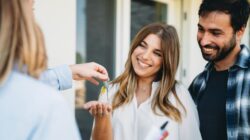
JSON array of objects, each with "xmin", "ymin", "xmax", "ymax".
[
  {"xmin": 191, "ymin": 70, "xmax": 207, "ymax": 85},
  {"xmin": 188, "ymin": 69, "xmax": 207, "ymax": 100}
]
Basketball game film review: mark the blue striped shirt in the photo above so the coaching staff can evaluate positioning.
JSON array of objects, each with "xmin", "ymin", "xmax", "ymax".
[{"xmin": 189, "ymin": 45, "xmax": 250, "ymax": 140}]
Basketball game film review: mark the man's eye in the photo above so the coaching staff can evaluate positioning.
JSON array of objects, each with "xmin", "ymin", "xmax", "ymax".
[
  {"xmin": 212, "ymin": 32, "xmax": 221, "ymax": 36},
  {"xmin": 198, "ymin": 28, "xmax": 204, "ymax": 32}
]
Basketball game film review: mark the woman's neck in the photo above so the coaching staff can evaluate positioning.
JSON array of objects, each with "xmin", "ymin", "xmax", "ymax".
[
  {"xmin": 135, "ymin": 78, "xmax": 153, "ymax": 107},
  {"xmin": 137, "ymin": 78, "xmax": 153, "ymax": 91}
]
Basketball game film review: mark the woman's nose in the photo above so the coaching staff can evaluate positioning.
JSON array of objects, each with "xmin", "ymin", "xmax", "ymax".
[{"xmin": 142, "ymin": 50, "xmax": 151, "ymax": 60}]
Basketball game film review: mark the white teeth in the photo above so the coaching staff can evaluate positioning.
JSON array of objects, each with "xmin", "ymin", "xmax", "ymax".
[
  {"xmin": 138, "ymin": 60, "xmax": 150, "ymax": 68},
  {"xmin": 203, "ymin": 47, "xmax": 214, "ymax": 54}
]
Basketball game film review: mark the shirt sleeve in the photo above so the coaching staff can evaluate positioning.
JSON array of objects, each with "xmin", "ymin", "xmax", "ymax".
[
  {"xmin": 176, "ymin": 84, "xmax": 202, "ymax": 140},
  {"xmin": 188, "ymin": 78, "xmax": 199, "ymax": 101},
  {"xmin": 39, "ymin": 65, "xmax": 73, "ymax": 91}
]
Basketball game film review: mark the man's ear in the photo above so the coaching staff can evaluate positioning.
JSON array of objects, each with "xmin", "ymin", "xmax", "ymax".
[{"xmin": 236, "ymin": 27, "xmax": 246, "ymax": 42}]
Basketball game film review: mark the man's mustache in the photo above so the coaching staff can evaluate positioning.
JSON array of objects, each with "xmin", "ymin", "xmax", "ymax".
[{"xmin": 199, "ymin": 43, "xmax": 219, "ymax": 50}]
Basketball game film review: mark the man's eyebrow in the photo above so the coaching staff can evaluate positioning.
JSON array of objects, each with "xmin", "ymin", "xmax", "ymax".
[
  {"xmin": 209, "ymin": 28, "xmax": 223, "ymax": 33},
  {"xmin": 197, "ymin": 24, "xmax": 203, "ymax": 28},
  {"xmin": 198, "ymin": 23, "xmax": 224, "ymax": 33}
]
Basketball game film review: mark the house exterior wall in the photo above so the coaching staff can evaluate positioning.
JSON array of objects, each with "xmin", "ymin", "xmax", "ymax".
[
  {"xmin": 34, "ymin": 0, "xmax": 76, "ymax": 109},
  {"xmin": 33, "ymin": 0, "xmax": 250, "ymax": 108}
]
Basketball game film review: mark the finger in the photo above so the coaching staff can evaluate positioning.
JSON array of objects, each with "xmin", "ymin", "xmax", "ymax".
[
  {"xmin": 106, "ymin": 104, "xmax": 112, "ymax": 113},
  {"xmin": 92, "ymin": 105, "xmax": 97, "ymax": 115},
  {"xmin": 83, "ymin": 101, "xmax": 97, "ymax": 109},
  {"xmin": 89, "ymin": 108, "xmax": 94, "ymax": 115},
  {"xmin": 160, "ymin": 131, "xmax": 169, "ymax": 140},
  {"xmin": 94, "ymin": 64, "xmax": 109, "ymax": 81},
  {"xmin": 85, "ymin": 77, "xmax": 99, "ymax": 85},
  {"xmin": 97, "ymin": 103, "xmax": 103, "ymax": 116},
  {"xmin": 95, "ymin": 63, "xmax": 108, "ymax": 75},
  {"xmin": 103, "ymin": 104, "xmax": 109, "ymax": 115},
  {"xmin": 93, "ymin": 71, "xmax": 109, "ymax": 81}
]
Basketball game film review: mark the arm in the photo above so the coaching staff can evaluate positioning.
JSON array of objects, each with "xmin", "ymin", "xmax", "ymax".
[
  {"xmin": 40, "ymin": 65, "xmax": 72, "ymax": 90},
  {"xmin": 83, "ymin": 101, "xmax": 113, "ymax": 140},
  {"xmin": 40, "ymin": 62, "xmax": 109, "ymax": 90}
]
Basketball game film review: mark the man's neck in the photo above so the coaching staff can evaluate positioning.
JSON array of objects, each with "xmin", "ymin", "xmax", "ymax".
[{"xmin": 214, "ymin": 45, "xmax": 241, "ymax": 71}]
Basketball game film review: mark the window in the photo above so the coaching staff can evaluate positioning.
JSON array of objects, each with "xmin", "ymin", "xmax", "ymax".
[
  {"xmin": 76, "ymin": 0, "xmax": 115, "ymax": 139},
  {"xmin": 131, "ymin": 0, "xmax": 168, "ymax": 39}
]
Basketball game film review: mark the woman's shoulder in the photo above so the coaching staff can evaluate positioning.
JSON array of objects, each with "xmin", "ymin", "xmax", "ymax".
[
  {"xmin": 1, "ymin": 71, "xmax": 70, "ymax": 119},
  {"xmin": 174, "ymin": 82, "xmax": 189, "ymax": 95},
  {"xmin": 14, "ymin": 71, "xmax": 57, "ymax": 91},
  {"xmin": 6, "ymin": 71, "xmax": 65, "ymax": 105},
  {"xmin": 174, "ymin": 82, "xmax": 195, "ymax": 107}
]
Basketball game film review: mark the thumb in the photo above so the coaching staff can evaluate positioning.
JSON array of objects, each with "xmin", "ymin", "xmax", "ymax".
[{"xmin": 83, "ymin": 101, "xmax": 97, "ymax": 110}]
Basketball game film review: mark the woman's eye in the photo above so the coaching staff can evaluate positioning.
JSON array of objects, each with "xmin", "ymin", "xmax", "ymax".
[
  {"xmin": 154, "ymin": 52, "xmax": 162, "ymax": 57},
  {"xmin": 138, "ymin": 44, "xmax": 146, "ymax": 48}
]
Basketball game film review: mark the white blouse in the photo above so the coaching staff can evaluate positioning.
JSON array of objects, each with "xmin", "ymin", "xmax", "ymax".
[{"xmin": 98, "ymin": 82, "xmax": 202, "ymax": 140}]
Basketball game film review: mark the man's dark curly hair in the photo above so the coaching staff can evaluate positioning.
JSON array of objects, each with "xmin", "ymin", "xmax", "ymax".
[{"xmin": 198, "ymin": 0, "xmax": 250, "ymax": 32}]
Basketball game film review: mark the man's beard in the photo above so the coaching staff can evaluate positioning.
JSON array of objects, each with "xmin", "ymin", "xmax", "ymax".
[{"xmin": 199, "ymin": 34, "xmax": 236, "ymax": 62}]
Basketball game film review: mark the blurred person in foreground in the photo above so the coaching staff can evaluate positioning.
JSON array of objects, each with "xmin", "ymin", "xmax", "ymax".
[{"xmin": 0, "ymin": 0, "xmax": 82, "ymax": 139}]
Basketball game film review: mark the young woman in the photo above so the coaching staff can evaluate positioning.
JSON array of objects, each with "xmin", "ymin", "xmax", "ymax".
[{"xmin": 84, "ymin": 23, "xmax": 202, "ymax": 140}]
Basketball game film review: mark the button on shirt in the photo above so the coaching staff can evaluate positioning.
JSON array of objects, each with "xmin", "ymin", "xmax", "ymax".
[{"xmin": 98, "ymin": 82, "xmax": 202, "ymax": 140}]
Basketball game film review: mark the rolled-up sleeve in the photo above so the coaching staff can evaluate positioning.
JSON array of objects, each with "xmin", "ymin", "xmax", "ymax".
[{"xmin": 40, "ymin": 65, "xmax": 72, "ymax": 91}]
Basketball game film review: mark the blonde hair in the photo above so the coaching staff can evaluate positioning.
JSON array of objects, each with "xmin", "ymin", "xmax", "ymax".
[
  {"xmin": 112, "ymin": 23, "xmax": 185, "ymax": 122},
  {"xmin": 0, "ymin": 0, "xmax": 47, "ymax": 84}
]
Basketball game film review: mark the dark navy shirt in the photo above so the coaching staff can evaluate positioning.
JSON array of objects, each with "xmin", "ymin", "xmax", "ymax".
[{"xmin": 198, "ymin": 69, "xmax": 228, "ymax": 140}]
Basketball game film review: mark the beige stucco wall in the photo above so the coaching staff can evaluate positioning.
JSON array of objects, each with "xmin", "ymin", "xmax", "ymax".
[{"xmin": 34, "ymin": 0, "xmax": 76, "ymax": 109}]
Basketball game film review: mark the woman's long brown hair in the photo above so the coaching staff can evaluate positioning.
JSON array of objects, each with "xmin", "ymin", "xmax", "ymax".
[{"xmin": 112, "ymin": 23, "xmax": 186, "ymax": 122}]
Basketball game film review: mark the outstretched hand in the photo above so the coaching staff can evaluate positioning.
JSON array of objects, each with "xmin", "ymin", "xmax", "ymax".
[
  {"xmin": 70, "ymin": 62, "xmax": 109, "ymax": 85},
  {"xmin": 83, "ymin": 101, "xmax": 112, "ymax": 117},
  {"xmin": 84, "ymin": 101, "xmax": 113, "ymax": 140}
]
